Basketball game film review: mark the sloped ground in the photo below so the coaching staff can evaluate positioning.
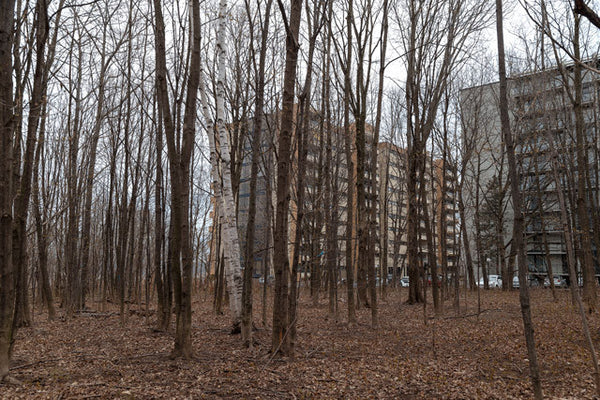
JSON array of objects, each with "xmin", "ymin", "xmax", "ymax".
[{"xmin": 3, "ymin": 287, "xmax": 599, "ymax": 399}]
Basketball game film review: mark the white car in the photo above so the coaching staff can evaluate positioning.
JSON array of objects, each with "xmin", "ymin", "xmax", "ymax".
[
  {"xmin": 513, "ymin": 276, "xmax": 520, "ymax": 288},
  {"xmin": 478, "ymin": 274, "xmax": 502, "ymax": 288},
  {"xmin": 544, "ymin": 276, "xmax": 567, "ymax": 288}
]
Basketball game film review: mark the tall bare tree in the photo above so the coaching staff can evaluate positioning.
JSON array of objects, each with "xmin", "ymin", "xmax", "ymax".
[
  {"xmin": 79, "ymin": 1, "xmax": 127, "ymax": 312},
  {"xmin": 212, "ymin": 0, "xmax": 245, "ymax": 332},
  {"xmin": 272, "ymin": 0, "xmax": 303, "ymax": 357},
  {"xmin": 12, "ymin": 0, "xmax": 52, "ymax": 328},
  {"xmin": 152, "ymin": 0, "xmax": 200, "ymax": 358},
  {"xmin": 0, "ymin": 0, "xmax": 16, "ymax": 385},
  {"xmin": 526, "ymin": 0, "xmax": 599, "ymax": 310},
  {"xmin": 399, "ymin": 0, "xmax": 491, "ymax": 304},
  {"xmin": 241, "ymin": 0, "xmax": 274, "ymax": 346},
  {"xmin": 64, "ymin": 12, "xmax": 84, "ymax": 317},
  {"xmin": 496, "ymin": 0, "xmax": 543, "ymax": 397}
]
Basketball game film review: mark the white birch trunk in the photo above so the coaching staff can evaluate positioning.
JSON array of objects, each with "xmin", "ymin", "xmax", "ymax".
[{"xmin": 199, "ymin": 66, "xmax": 242, "ymax": 328}]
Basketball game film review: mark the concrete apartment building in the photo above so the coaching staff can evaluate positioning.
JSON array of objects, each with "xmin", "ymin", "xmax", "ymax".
[{"xmin": 461, "ymin": 62, "xmax": 600, "ymax": 280}]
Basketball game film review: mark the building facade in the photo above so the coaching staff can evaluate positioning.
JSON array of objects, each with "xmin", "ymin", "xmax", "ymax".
[
  {"xmin": 212, "ymin": 108, "xmax": 459, "ymax": 284},
  {"xmin": 461, "ymin": 62, "xmax": 600, "ymax": 280},
  {"xmin": 377, "ymin": 142, "xmax": 459, "ymax": 280}
]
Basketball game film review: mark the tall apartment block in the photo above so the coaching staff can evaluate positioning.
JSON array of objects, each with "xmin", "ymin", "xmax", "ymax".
[
  {"xmin": 213, "ymin": 108, "xmax": 459, "ymax": 281},
  {"xmin": 377, "ymin": 142, "xmax": 458, "ymax": 279},
  {"xmin": 461, "ymin": 62, "xmax": 600, "ymax": 280}
]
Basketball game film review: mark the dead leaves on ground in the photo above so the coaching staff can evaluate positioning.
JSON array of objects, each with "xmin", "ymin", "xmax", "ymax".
[{"xmin": 2, "ymin": 289, "xmax": 599, "ymax": 399}]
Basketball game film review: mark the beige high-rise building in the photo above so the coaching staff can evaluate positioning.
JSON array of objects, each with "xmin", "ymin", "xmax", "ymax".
[
  {"xmin": 209, "ymin": 108, "xmax": 459, "ymax": 283},
  {"xmin": 376, "ymin": 142, "xmax": 458, "ymax": 279}
]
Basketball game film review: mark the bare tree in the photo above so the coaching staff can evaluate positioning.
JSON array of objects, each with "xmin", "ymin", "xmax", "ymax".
[
  {"xmin": 152, "ymin": 0, "xmax": 200, "ymax": 358},
  {"xmin": 32, "ymin": 100, "xmax": 55, "ymax": 320},
  {"xmin": 398, "ymin": 0, "xmax": 492, "ymax": 304},
  {"xmin": 241, "ymin": 0, "xmax": 274, "ymax": 346},
  {"xmin": 12, "ymin": 0, "xmax": 53, "ymax": 328},
  {"xmin": 78, "ymin": 1, "xmax": 128, "ymax": 315},
  {"xmin": 496, "ymin": 0, "xmax": 543, "ymax": 397},
  {"xmin": 546, "ymin": 131, "xmax": 600, "ymax": 396},
  {"xmin": 343, "ymin": 0, "xmax": 357, "ymax": 322},
  {"xmin": 0, "ymin": 0, "xmax": 16, "ymax": 385},
  {"xmin": 272, "ymin": 0, "xmax": 303, "ymax": 357},
  {"xmin": 205, "ymin": 0, "xmax": 245, "ymax": 332},
  {"xmin": 30, "ymin": 0, "xmax": 66, "ymax": 321},
  {"xmin": 64, "ymin": 10, "xmax": 84, "ymax": 318}
]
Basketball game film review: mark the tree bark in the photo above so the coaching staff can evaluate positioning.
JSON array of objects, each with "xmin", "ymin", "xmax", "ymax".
[
  {"xmin": 343, "ymin": 0, "xmax": 356, "ymax": 325},
  {"xmin": 212, "ymin": 0, "xmax": 244, "ymax": 331},
  {"xmin": 272, "ymin": 0, "xmax": 302, "ymax": 357},
  {"xmin": 0, "ymin": 0, "xmax": 15, "ymax": 383},
  {"xmin": 496, "ymin": 1, "xmax": 543, "ymax": 397},
  {"xmin": 154, "ymin": 95, "xmax": 170, "ymax": 331},
  {"xmin": 32, "ymin": 101, "xmax": 55, "ymax": 320},
  {"xmin": 241, "ymin": 0, "xmax": 273, "ymax": 347},
  {"xmin": 152, "ymin": 0, "xmax": 199, "ymax": 358},
  {"xmin": 574, "ymin": 0, "xmax": 600, "ymax": 30},
  {"xmin": 13, "ymin": 0, "xmax": 51, "ymax": 329}
]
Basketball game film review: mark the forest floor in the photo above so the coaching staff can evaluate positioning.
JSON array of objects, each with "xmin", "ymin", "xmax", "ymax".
[{"xmin": 2, "ymin": 286, "xmax": 600, "ymax": 399}]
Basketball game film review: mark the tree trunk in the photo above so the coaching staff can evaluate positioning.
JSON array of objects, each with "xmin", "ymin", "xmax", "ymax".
[
  {"xmin": 80, "ymin": 24, "xmax": 109, "ymax": 311},
  {"xmin": 154, "ymin": 98, "xmax": 170, "ymax": 331},
  {"xmin": 365, "ymin": 0, "xmax": 389, "ymax": 329},
  {"xmin": 474, "ymin": 158, "xmax": 487, "ymax": 290},
  {"xmin": 32, "ymin": 101, "xmax": 55, "ymax": 320},
  {"xmin": 406, "ymin": 145, "xmax": 425, "ymax": 304},
  {"xmin": 116, "ymin": 103, "xmax": 131, "ymax": 323},
  {"xmin": 420, "ymin": 158, "xmax": 440, "ymax": 313},
  {"xmin": 65, "ymin": 24, "xmax": 84, "ymax": 317},
  {"xmin": 288, "ymin": 104, "xmax": 306, "ymax": 353},
  {"xmin": 572, "ymin": 14, "xmax": 596, "ymax": 312},
  {"xmin": 0, "ymin": 0, "xmax": 15, "ymax": 383},
  {"xmin": 152, "ymin": 0, "xmax": 200, "ymax": 358},
  {"xmin": 496, "ymin": 1, "xmax": 543, "ymax": 397},
  {"xmin": 241, "ymin": 0, "xmax": 273, "ymax": 346},
  {"xmin": 323, "ymin": 1, "xmax": 338, "ymax": 318},
  {"xmin": 13, "ymin": 0, "xmax": 51, "ymax": 329},
  {"xmin": 343, "ymin": 0, "xmax": 357, "ymax": 325},
  {"xmin": 197, "ymin": 0, "xmax": 245, "ymax": 332},
  {"xmin": 272, "ymin": 0, "xmax": 302, "ymax": 357},
  {"xmin": 31, "ymin": 0, "xmax": 64, "ymax": 320},
  {"xmin": 102, "ymin": 142, "xmax": 118, "ymax": 311}
]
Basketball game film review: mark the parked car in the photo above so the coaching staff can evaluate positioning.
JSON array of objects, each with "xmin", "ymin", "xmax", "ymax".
[
  {"xmin": 556, "ymin": 276, "xmax": 568, "ymax": 288},
  {"xmin": 544, "ymin": 276, "xmax": 567, "ymax": 288},
  {"xmin": 400, "ymin": 277, "xmax": 409, "ymax": 287},
  {"xmin": 259, "ymin": 275, "xmax": 274, "ymax": 284},
  {"xmin": 478, "ymin": 274, "xmax": 502, "ymax": 288},
  {"xmin": 512, "ymin": 276, "xmax": 520, "ymax": 289}
]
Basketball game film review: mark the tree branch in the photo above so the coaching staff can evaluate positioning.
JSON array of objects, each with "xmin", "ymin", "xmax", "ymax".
[
  {"xmin": 276, "ymin": 0, "xmax": 300, "ymax": 50},
  {"xmin": 574, "ymin": 0, "xmax": 600, "ymax": 30}
]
